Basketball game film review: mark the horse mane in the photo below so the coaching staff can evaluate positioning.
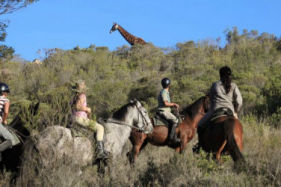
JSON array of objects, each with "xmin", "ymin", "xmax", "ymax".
[
  {"xmin": 181, "ymin": 97, "xmax": 204, "ymax": 119},
  {"xmin": 112, "ymin": 102, "xmax": 135, "ymax": 121}
]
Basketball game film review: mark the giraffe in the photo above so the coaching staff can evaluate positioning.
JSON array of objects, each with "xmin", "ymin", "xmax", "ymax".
[{"xmin": 109, "ymin": 23, "xmax": 147, "ymax": 45}]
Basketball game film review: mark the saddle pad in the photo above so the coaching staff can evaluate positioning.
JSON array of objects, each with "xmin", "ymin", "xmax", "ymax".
[
  {"xmin": 152, "ymin": 116, "xmax": 170, "ymax": 127},
  {"xmin": 210, "ymin": 108, "xmax": 233, "ymax": 121}
]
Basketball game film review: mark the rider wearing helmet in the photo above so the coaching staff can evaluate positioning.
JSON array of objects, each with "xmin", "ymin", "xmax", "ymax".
[
  {"xmin": 71, "ymin": 80, "xmax": 108, "ymax": 159},
  {"xmin": 0, "ymin": 83, "xmax": 20, "ymax": 161},
  {"xmin": 197, "ymin": 66, "xmax": 243, "ymax": 134},
  {"xmin": 157, "ymin": 78, "xmax": 180, "ymax": 143}
]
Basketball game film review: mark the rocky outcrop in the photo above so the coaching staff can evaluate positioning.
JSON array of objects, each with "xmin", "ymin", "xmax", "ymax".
[{"xmin": 18, "ymin": 126, "xmax": 94, "ymax": 186}]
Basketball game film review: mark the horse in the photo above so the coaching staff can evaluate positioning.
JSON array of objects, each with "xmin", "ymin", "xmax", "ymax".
[
  {"xmin": 0, "ymin": 102, "xmax": 39, "ymax": 173},
  {"xmin": 102, "ymin": 99, "xmax": 153, "ymax": 159},
  {"xmin": 128, "ymin": 96, "xmax": 209, "ymax": 163},
  {"xmin": 198, "ymin": 114, "xmax": 244, "ymax": 165}
]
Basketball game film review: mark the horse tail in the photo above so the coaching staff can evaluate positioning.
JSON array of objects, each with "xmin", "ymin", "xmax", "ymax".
[{"xmin": 225, "ymin": 119, "xmax": 245, "ymax": 164}]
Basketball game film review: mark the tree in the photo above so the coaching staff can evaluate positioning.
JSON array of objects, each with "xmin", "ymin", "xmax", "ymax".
[
  {"xmin": 0, "ymin": 0, "xmax": 38, "ymax": 15},
  {"xmin": 0, "ymin": 0, "xmax": 38, "ymax": 61},
  {"xmin": 0, "ymin": 44, "xmax": 14, "ymax": 61}
]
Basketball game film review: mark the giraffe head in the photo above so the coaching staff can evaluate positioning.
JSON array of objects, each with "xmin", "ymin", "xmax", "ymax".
[{"xmin": 110, "ymin": 23, "xmax": 119, "ymax": 33}]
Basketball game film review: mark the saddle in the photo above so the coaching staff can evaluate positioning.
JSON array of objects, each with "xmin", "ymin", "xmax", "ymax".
[
  {"xmin": 152, "ymin": 113, "xmax": 171, "ymax": 127},
  {"xmin": 152, "ymin": 110, "xmax": 183, "ymax": 127},
  {"xmin": 210, "ymin": 107, "xmax": 234, "ymax": 122}
]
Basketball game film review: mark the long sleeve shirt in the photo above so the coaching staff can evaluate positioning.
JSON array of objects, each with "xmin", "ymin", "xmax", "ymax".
[{"xmin": 210, "ymin": 81, "xmax": 243, "ymax": 114}]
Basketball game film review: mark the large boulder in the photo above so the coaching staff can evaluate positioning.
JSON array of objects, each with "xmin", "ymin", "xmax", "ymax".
[{"xmin": 18, "ymin": 126, "xmax": 94, "ymax": 186}]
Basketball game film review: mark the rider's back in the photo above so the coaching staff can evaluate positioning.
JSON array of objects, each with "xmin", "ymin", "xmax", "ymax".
[{"xmin": 210, "ymin": 81, "xmax": 242, "ymax": 114}]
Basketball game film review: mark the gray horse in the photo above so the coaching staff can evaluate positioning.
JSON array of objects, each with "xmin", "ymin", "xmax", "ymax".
[{"xmin": 103, "ymin": 99, "xmax": 153, "ymax": 158}]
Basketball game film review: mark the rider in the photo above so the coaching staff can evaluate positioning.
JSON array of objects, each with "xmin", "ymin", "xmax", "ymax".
[
  {"xmin": 157, "ymin": 78, "xmax": 180, "ymax": 143},
  {"xmin": 197, "ymin": 66, "xmax": 243, "ymax": 135},
  {"xmin": 0, "ymin": 83, "xmax": 20, "ymax": 161},
  {"xmin": 71, "ymin": 80, "xmax": 108, "ymax": 159}
]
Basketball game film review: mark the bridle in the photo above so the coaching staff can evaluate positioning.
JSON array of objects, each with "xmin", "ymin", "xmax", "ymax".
[{"xmin": 134, "ymin": 102, "xmax": 151, "ymax": 132}]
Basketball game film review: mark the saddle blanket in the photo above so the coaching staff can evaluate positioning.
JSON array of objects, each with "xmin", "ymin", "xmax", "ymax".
[
  {"xmin": 210, "ymin": 107, "xmax": 234, "ymax": 121},
  {"xmin": 152, "ymin": 114, "xmax": 170, "ymax": 127}
]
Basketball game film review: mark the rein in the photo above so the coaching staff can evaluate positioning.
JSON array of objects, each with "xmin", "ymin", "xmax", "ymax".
[
  {"xmin": 135, "ymin": 103, "xmax": 150, "ymax": 131},
  {"xmin": 104, "ymin": 102, "xmax": 151, "ymax": 132},
  {"xmin": 105, "ymin": 118, "xmax": 145, "ymax": 131}
]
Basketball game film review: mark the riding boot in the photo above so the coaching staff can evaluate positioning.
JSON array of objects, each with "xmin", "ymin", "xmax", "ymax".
[
  {"xmin": 169, "ymin": 123, "xmax": 180, "ymax": 144},
  {"xmin": 96, "ymin": 141, "xmax": 109, "ymax": 159},
  {"xmin": 0, "ymin": 140, "xmax": 12, "ymax": 162}
]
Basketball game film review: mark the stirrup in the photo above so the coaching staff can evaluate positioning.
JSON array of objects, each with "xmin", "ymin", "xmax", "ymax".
[
  {"xmin": 169, "ymin": 134, "xmax": 181, "ymax": 144},
  {"xmin": 96, "ymin": 147, "xmax": 110, "ymax": 159}
]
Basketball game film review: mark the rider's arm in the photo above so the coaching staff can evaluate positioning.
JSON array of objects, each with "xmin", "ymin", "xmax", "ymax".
[
  {"xmin": 3, "ymin": 101, "xmax": 10, "ymax": 125},
  {"xmin": 162, "ymin": 91, "xmax": 179, "ymax": 109},
  {"xmin": 76, "ymin": 94, "xmax": 91, "ymax": 114},
  {"xmin": 164, "ymin": 101, "xmax": 179, "ymax": 108},
  {"xmin": 233, "ymin": 85, "xmax": 243, "ymax": 113}
]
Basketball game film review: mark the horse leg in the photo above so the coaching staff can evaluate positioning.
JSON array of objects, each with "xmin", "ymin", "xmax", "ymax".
[
  {"xmin": 179, "ymin": 135, "xmax": 189, "ymax": 154},
  {"xmin": 216, "ymin": 140, "xmax": 227, "ymax": 164},
  {"xmin": 128, "ymin": 133, "xmax": 147, "ymax": 164},
  {"xmin": 175, "ymin": 147, "xmax": 181, "ymax": 153},
  {"xmin": 175, "ymin": 134, "xmax": 185, "ymax": 153}
]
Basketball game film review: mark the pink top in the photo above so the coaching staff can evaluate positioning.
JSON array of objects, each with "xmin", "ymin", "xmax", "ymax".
[{"xmin": 73, "ymin": 93, "xmax": 88, "ymax": 119}]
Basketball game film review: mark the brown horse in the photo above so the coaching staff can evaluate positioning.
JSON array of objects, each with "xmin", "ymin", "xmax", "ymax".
[
  {"xmin": 198, "ymin": 115, "xmax": 244, "ymax": 165},
  {"xmin": 128, "ymin": 96, "xmax": 209, "ymax": 163}
]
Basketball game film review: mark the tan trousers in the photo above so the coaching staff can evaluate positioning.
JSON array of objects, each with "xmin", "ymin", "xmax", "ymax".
[
  {"xmin": 157, "ymin": 109, "xmax": 179, "ymax": 125},
  {"xmin": 74, "ymin": 117, "xmax": 104, "ymax": 141}
]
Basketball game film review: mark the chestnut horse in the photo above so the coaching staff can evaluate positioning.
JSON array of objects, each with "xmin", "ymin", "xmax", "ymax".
[
  {"xmin": 198, "ymin": 115, "xmax": 244, "ymax": 165},
  {"xmin": 128, "ymin": 96, "xmax": 209, "ymax": 163}
]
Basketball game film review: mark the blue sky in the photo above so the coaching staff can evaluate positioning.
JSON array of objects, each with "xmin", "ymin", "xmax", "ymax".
[{"xmin": 2, "ymin": 0, "xmax": 281, "ymax": 61}]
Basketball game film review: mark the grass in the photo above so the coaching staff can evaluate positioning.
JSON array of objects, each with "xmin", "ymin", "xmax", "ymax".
[{"xmin": 9, "ymin": 116, "xmax": 280, "ymax": 186}]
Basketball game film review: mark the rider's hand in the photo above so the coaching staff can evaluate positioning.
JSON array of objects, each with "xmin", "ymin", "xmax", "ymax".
[
  {"xmin": 86, "ymin": 107, "xmax": 91, "ymax": 114},
  {"xmin": 3, "ymin": 120, "xmax": 8, "ymax": 125},
  {"xmin": 174, "ymin": 103, "xmax": 180, "ymax": 110}
]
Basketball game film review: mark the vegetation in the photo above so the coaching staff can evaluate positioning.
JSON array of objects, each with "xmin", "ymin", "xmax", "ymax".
[
  {"xmin": 0, "ymin": 0, "xmax": 38, "ymax": 61},
  {"xmin": 0, "ymin": 27, "xmax": 280, "ymax": 186}
]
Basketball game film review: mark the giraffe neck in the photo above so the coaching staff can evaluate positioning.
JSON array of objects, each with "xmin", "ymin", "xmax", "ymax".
[{"xmin": 117, "ymin": 25, "xmax": 138, "ymax": 45}]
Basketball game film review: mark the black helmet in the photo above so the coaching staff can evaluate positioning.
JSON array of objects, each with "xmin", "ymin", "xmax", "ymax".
[
  {"xmin": 161, "ymin": 78, "xmax": 171, "ymax": 88},
  {"xmin": 219, "ymin": 66, "xmax": 232, "ymax": 78},
  {"xmin": 0, "ymin": 83, "xmax": 10, "ymax": 95}
]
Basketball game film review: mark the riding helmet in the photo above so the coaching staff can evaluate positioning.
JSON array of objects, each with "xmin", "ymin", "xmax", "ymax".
[
  {"xmin": 0, "ymin": 83, "xmax": 10, "ymax": 94},
  {"xmin": 161, "ymin": 78, "xmax": 171, "ymax": 88}
]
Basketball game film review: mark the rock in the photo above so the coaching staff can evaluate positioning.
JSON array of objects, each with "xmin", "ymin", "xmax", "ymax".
[
  {"xmin": 73, "ymin": 137, "xmax": 93, "ymax": 165},
  {"xmin": 35, "ymin": 126, "xmax": 74, "ymax": 166},
  {"xmin": 18, "ymin": 126, "xmax": 94, "ymax": 186},
  {"xmin": 32, "ymin": 59, "xmax": 42, "ymax": 64}
]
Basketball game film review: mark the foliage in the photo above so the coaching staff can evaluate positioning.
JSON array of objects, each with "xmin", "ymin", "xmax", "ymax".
[
  {"xmin": 0, "ymin": 44, "xmax": 14, "ymax": 61},
  {"xmin": 0, "ymin": 0, "xmax": 38, "ymax": 15},
  {"xmin": 0, "ymin": 27, "xmax": 279, "ymax": 127},
  {"xmin": 0, "ymin": 0, "xmax": 38, "ymax": 62},
  {"xmin": 0, "ymin": 27, "xmax": 280, "ymax": 186}
]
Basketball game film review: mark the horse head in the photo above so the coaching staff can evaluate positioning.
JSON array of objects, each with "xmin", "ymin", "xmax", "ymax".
[{"xmin": 130, "ymin": 99, "xmax": 153, "ymax": 134}]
